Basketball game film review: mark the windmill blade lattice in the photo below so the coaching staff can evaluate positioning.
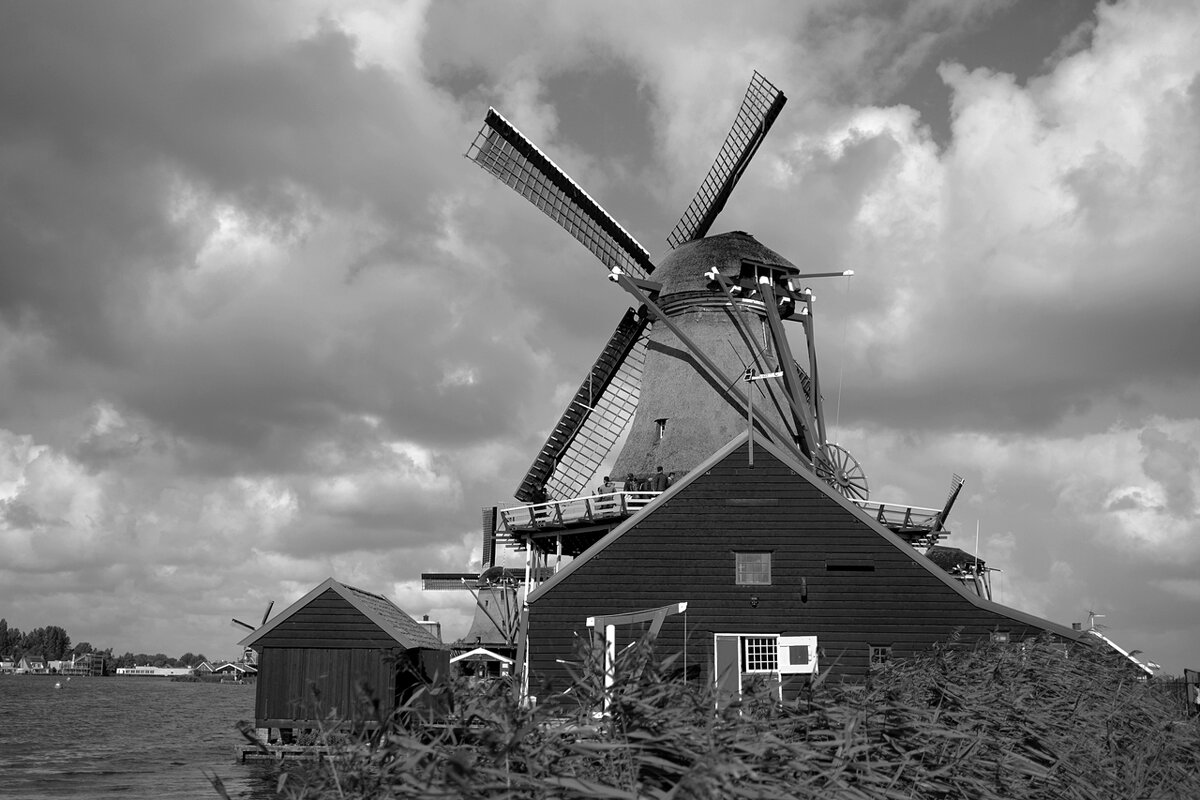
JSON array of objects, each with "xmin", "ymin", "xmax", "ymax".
[
  {"xmin": 516, "ymin": 309, "xmax": 649, "ymax": 502},
  {"xmin": 666, "ymin": 71, "xmax": 787, "ymax": 249},
  {"xmin": 467, "ymin": 108, "xmax": 655, "ymax": 280}
]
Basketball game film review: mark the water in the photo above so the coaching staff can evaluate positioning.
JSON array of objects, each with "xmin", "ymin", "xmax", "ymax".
[{"xmin": 0, "ymin": 675, "xmax": 279, "ymax": 800}]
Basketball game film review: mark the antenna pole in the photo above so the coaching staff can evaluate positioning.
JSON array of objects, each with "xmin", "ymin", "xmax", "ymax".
[
  {"xmin": 801, "ymin": 290, "xmax": 827, "ymax": 448},
  {"xmin": 747, "ymin": 369, "xmax": 755, "ymax": 467},
  {"xmin": 975, "ymin": 520, "xmax": 980, "ymax": 575}
]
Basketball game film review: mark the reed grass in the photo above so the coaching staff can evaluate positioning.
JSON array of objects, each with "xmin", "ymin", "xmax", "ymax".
[{"xmin": 230, "ymin": 635, "xmax": 1199, "ymax": 799}]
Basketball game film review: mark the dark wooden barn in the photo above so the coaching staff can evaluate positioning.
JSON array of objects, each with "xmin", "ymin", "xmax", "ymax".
[
  {"xmin": 524, "ymin": 432, "xmax": 1085, "ymax": 704},
  {"xmin": 240, "ymin": 577, "xmax": 447, "ymax": 739}
]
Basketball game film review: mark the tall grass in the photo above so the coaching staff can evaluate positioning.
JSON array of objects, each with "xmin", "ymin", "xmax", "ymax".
[{"xmin": 234, "ymin": 636, "xmax": 1200, "ymax": 799}]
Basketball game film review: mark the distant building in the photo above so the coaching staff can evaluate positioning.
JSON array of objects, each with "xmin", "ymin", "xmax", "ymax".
[
  {"xmin": 60, "ymin": 652, "xmax": 106, "ymax": 677},
  {"xmin": 451, "ymin": 647, "xmax": 514, "ymax": 678},
  {"xmin": 17, "ymin": 656, "xmax": 46, "ymax": 674},
  {"xmin": 211, "ymin": 662, "xmax": 257, "ymax": 679},
  {"xmin": 115, "ymin": 665, "xmax": 194, "ymax": 677}
]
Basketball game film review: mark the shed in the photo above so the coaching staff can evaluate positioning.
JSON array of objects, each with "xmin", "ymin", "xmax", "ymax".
[
  {"xmin": 526, "ymin": 431, "xmax": 1086, "ymax": 704},
  {"xmin": 239, "ymin": 577, "xmax": 448, "ymax": 738}
]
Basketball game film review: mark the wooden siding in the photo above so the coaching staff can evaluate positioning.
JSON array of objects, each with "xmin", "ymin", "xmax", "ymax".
[
  {"xmin": 254, "ymin": 589, "xmax": 399, "ymax": 649},
  {"xmin": 255, "ymin": 646, "xmax": 396, "ymax": 728},
  {"xmin": 528, "ymin": 442, "xmax": 1063, "ymax": 692}
]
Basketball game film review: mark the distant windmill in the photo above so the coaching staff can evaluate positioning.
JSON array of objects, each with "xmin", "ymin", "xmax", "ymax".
[
  {"xmin": 421, "ymin": 508, "xmax": 548, "ymax": 655},
  {"xmin": 466, "ymin": 71, "xmax": 867, "ymax": 504},
  {"xmin": 231, "ymin": 601, "xmax": 274, "ymax": 665}
]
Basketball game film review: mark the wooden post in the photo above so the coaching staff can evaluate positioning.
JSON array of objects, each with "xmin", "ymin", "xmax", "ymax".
[
  {"xmin": 587, "ymin": 602, "xmax": 688, "ymax": 716},
  {"xmin": 604, "ymin": 624, "xmax": 616, "ymax": 714}
]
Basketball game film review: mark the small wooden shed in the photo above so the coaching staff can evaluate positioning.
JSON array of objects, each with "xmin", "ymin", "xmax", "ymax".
[{"xmin": 240, "ymin": 577, "xmax": 447, "ymax": 738}]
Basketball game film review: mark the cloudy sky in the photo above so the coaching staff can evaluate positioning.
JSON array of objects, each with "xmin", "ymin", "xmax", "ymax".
[{"xmin": 2, "ymin": 0, "xmax": 1197, "ymax": 673}]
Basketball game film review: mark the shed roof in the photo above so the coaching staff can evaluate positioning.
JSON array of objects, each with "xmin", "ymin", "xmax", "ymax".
[
  {"xmin": 451, "ymin": 647, "xmax": 514, "ymax": 665},
  {"xmin": 238, "ymin": 577, "xmax": 446, "ymax": 650},
  {"xmin": 528, "ymin": 429, "xmax": 1085, "ymax": 643}
]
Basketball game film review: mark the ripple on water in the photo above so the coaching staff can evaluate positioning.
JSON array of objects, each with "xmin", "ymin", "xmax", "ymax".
[{"xmin": 0, "ymin": 675, "xmax": 278, "ymax": 800}]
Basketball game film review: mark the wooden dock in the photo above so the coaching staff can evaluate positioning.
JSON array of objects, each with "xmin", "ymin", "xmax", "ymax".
[{"xmin": 238, "ymin": 744, "xmax": 331, "ymax": 763}]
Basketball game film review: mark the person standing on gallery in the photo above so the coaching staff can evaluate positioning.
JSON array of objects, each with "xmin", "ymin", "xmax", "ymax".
[
  {"xmin": 597, "ymin": 475, "xmax": 616, "ymax": 512},
  {"xmin": 651, "ymin": 466, "xmax": 669, "ymax": 492}
]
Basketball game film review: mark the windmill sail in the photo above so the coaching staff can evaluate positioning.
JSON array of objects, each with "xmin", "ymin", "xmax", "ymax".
[
  {"xmin": 667, "ymin": 72, "xmax": 787, "ymax": 249},
  {"xmin": 516, "ymin": 308, "xmax": 649, "ymax": 502},
  {"xmin": 467, "ymin": 108, "xmax": 655, "ymax": 280}
]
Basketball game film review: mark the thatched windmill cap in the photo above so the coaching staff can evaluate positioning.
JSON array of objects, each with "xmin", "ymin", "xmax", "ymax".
[{"xmin": 653, "ymin": 230, "xmax": 798, "ymax": 298}]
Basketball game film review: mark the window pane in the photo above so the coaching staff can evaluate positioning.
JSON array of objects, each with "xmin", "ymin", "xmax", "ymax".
[
  {"xmin": 736, "ymin": 552, "xmax": 771, "ymax": 585},
  {"xmin": 743, "ymin": 637, "xmax": 778, "ymax": 672}
]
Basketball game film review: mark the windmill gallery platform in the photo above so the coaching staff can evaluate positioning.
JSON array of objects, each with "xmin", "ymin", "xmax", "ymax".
[{"xmin": 413, "ymin": 70, "xmax": 1141, "ymax": 705}]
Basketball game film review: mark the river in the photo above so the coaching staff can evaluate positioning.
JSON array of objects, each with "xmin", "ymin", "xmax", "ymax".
[{"xmin": 0, "ymin": 674, "xmax": 279, "ymax": 799}]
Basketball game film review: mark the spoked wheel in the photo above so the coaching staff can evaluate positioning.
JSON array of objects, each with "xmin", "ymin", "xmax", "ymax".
[{"xmin": 815, "ymin": 444, "xmax": 869, "ymax": 502}]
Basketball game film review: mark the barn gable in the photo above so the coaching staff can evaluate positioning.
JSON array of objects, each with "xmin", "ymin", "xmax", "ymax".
[{"xmin": 526, "ymin": 431, "xmax": 1082, "ymax": 691}]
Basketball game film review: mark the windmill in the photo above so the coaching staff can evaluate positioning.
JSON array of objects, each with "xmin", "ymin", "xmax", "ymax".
[
  {"xmin": 466, "ymin": 71, "xmax": 865, "ymax": 510},
  {"xmin": 421, "ymin": 507, "xmax": 532, "ymax": 656},
  {"xmin": 231, "ymin": 601, "xmax": 273, "ymax": 665}
]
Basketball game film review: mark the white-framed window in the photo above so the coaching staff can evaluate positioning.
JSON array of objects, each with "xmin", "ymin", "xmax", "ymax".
[
  {"xmin": 735, "ymin": 552, "xmax": 771, "ymax": 585},
  {"xmin": 655, "ymin": 418, "xmax": 667, "ymax": 440},
  {"xmin": 869, "ymin": 645, "xmax": 892, "ymax": 667},
  {"xmin": 742, "ymin": 637, "xmax": 778, "ymax": 672},
  {"xmin": 778, "ymin": 636, "xmax": 818, "ymax": 674}
]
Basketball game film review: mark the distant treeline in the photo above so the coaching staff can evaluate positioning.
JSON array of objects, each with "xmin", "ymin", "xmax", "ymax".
[{"xmin": 0, "ymin": 618, "xmax": 207, "ymax": 668}]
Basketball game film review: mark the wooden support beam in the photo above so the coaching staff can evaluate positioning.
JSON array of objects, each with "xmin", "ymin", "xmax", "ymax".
[
  {"xmin": 757, "ymin": 281, "xmax": 818, "ymax": 459},
  {"xmin": 706, "ymin": 269, "xmax": 803, "ymax": 443},
  {"xmin": 611, "ymin": 273, "xmax": 807, "ymax": 466},
  {"xmin": 800, "ymin": 291, "xmax": 828, "ymax": 447}
]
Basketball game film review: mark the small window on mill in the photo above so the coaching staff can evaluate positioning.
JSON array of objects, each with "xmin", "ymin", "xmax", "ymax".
[
  {"xmin": 655, "ymin": 418, "xmax": 667, "ymax": 440},
  {"xmin": 735, "ymin": 552, "xmax": 771, "ymax": 585},
  {"xmin": 869, "ymin": 645, "xmax": 892, "ymax": 668}
]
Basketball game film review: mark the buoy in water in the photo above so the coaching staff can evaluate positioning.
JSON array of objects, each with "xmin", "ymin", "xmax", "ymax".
[{"xmin": 54, "ymin": 682, "xmax": 62, "ymax": 689}]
